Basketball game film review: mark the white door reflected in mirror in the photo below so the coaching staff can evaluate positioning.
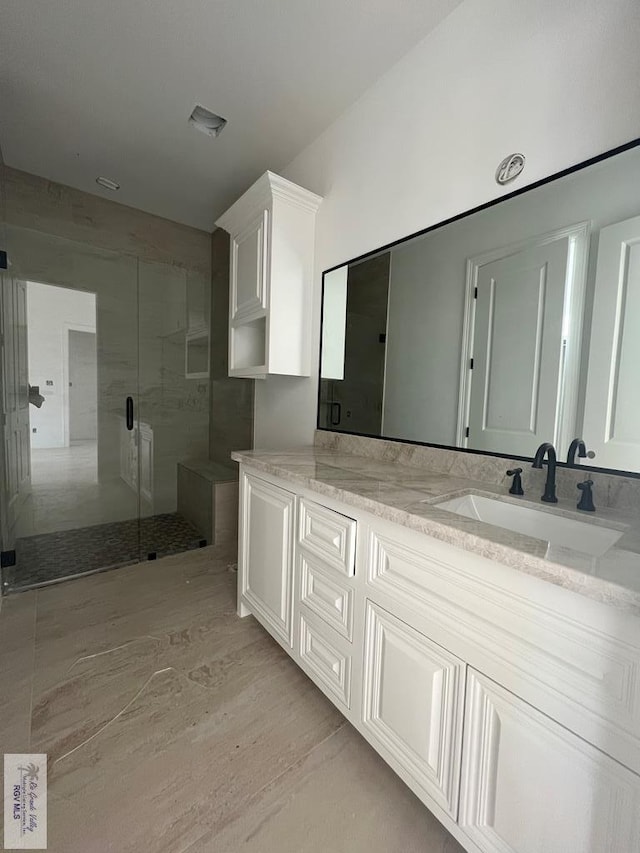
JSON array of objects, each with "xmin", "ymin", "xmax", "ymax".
[
  {"xmin": 583, "ymin": 214, "xmax": 640, "ymax": 472},
  {"xmin": 460, "ymin": 225, "xmax": 588, "ymax": 457}
]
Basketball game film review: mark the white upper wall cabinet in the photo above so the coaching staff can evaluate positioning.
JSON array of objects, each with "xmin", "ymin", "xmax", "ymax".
[{"xmin": 215, "ymin": 171, "xmax": 322, "ymax": 379}]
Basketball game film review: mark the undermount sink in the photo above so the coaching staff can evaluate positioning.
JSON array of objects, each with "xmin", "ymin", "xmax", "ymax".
[{"xmin": 434, "ymin": 493, "xmax": 623, "ymax": 557}]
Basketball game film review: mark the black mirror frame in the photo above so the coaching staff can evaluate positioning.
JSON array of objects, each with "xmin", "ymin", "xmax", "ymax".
[{"xmin": 316, "ymin": 136, "xmax": 640, "ymax": 481}]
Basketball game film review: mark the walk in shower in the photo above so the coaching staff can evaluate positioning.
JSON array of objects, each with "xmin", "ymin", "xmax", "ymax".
[{"xmin": 0, "ymin": 165, "xmax": 213, "ymax": 591}]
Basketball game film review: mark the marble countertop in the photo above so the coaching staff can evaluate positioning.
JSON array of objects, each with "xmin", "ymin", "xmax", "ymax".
[{"xmin": 231, "ymin": 446, "xmax": 640, "ymax": 617}]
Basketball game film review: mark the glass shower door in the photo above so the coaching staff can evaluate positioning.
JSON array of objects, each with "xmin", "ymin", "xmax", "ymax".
[
  {"xmin": 136, "ymin": 260, "xmax": 210, "ymax": 559},
  {"xmin": 0, "ymin": 224, "xmax": 141, "ymax": 590}
]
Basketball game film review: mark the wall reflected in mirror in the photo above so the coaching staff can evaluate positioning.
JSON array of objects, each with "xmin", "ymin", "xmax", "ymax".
[{"xmin": 318, "ymin": 141, "xmax": 640, "ymax": 475}]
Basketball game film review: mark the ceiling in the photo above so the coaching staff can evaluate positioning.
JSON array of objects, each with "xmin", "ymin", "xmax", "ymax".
[{"xmin": 0, "ymin": 0, "xmax": 461, "ymax": 231}]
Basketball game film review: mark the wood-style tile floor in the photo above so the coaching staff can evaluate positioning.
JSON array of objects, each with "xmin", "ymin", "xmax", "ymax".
[{"xmin": 0, "ymin": 545, "xmax": 464, "ymax": 853}]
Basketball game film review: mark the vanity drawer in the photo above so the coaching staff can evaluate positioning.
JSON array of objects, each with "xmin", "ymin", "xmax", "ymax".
[
  {"xmin": 298, "ymin": 552, "xmax": 354, "ymax": 640},
  {"xmin": 297, "ymin": 498, "xmax": 356, "ymax": 576},
  {"xmin": 298, "ymin": 608, "xmax": 352, "ymax": 709}
]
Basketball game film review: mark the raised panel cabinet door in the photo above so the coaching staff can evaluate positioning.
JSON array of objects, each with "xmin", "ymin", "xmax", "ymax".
[
  {"xmin": 460, "ymin": 669, "xmax": 640, "ymax": 853},
  {"xmin": 362, "ymin": 601, "xmax": 465, "ymax": 817},
  {"xmin": 231, "ymin": 210, "xmax": 268, "ymax": 322},
  {"xmin": 241, "ymin": 472, "xmax": 295, "ymax": 646}
]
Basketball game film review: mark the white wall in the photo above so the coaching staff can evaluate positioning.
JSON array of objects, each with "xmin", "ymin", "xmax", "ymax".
[
  {"xmin": 253, "ymin": 0, "xmax": 640, "ymax": 449},
  {"xmin": 27, "ymin": 281, "xmax": 96, "ymax": 448}
]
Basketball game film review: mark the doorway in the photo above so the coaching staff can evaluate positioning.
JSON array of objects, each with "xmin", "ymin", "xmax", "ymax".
[{"xmin": 26, "ymin": 282, "xmax": 99, "ymax": 522}]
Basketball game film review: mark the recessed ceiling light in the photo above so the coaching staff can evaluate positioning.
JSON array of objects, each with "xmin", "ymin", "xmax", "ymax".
[
  {"xmin": 96, "ymin": 176, "xmax": 120, "ymax": 191},
  {"xmin": 189, "ymin": 105, "xmax": 227, "ymax": 138}
]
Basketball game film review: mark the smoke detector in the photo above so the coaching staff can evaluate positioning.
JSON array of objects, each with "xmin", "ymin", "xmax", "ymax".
[{"xmin": 189, "ymin": 105, "xmax": 227, "ymax": 138}]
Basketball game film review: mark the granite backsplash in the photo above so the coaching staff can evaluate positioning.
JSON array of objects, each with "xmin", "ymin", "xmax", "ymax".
[{"xmin": 314, "ymin": 431, "xmax": 640, "ymax": 512}]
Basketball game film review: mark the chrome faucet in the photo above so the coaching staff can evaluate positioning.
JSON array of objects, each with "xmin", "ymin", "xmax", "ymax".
[{"xmin": 532, "ymin": 442, "xmax": 558, "ymax": 503}]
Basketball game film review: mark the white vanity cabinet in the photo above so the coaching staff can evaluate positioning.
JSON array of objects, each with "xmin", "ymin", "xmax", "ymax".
[
  {"xmin": 215, "ymin": 172, "xmax": 322, "ymax": 379},
  {"xmin": 235, "ymin": 464, "xmax": 640, "ymax": 853}
]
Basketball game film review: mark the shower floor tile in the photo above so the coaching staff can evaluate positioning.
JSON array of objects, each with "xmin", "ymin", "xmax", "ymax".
[{"xmin": 4, "ymin": 513, "xmax": 205, "ymax": 591}]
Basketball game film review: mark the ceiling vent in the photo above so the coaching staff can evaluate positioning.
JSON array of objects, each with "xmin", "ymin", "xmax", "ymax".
[
  {"xmin": 189, "ymin": 105, "xmax": 227, "ymax": 138},
  {"xmin": 95, "ymin": 176, "xmax": 120, "ymax": 191}
]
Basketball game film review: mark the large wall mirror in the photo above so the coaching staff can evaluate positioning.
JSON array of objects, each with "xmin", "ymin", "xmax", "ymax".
[{"xmin": 318, "ymin": 139, "xmax": 640, "ymax": 477}]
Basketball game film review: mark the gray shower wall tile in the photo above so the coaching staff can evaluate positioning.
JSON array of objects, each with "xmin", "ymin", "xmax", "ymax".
[
  {"xmin": 209, "ymin": 228, "xmax": 254, "ymax": 465},
  {"xmin": 2, "ymin": 164, "xmax": 211, "ymax": 275}
]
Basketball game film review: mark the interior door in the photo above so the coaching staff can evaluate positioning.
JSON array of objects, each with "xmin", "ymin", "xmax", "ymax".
[
  {"xmin": 582, "ymin": 215, "xmax": 640, "ymax": 471},
  {"xmin": 68, "ymin": 329, "xmax": 97, "ymax": 441},
  {"xmin": 467, "ymin": 237, "xmax": 570, "ymax": 456},
  {"xmin": 0, "ymin": 277, "xmax": 31, "ymax": 542}
]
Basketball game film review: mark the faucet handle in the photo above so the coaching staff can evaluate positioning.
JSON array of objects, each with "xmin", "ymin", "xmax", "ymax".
[
  {"xmin": 506, "ymin": 468, "xmax": 524, "ymax": 496},
  {"xmin": 577, "ymin": 479, "xmax": 596, "ymax": 512}
]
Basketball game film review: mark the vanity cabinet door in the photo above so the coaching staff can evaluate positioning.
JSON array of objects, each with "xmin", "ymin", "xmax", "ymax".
[
  {"xmin": 362, "ymin": 601, "xmax": 465, "ymax": 818},
  {"xmin": 240, "ymin": 472, "xmax": 295, "ymax": 646},
  {"xmin": 459, "ymin": 669, "xmax": 640, "ymax": 853}
]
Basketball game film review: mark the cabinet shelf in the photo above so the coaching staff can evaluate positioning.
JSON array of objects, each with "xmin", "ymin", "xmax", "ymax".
[
  {"xmin": 185, "ymin": 329, "xmax": 210, "ymax": 379},
  {"xmin": 229, "ymin": 316, "xmax": 267, "ymax": 377}
]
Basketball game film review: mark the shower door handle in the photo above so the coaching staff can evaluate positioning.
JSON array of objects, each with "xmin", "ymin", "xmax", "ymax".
[{"xmin": 125, "ymin": 396, "xmax": 134, "ymax": 431}]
